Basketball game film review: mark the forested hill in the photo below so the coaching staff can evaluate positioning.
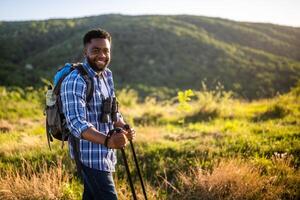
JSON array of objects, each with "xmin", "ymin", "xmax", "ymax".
[{"xmin": 1, "ymin": 14, "xmax": 300, "ymax": 99}]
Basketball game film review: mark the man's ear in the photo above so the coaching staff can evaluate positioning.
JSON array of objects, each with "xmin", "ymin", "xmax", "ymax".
[{"xmin": 83, "ymin": 47, "xmax": 87, "ymax": 56}]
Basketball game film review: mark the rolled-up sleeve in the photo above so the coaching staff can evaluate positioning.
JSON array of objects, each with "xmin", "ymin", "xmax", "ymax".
[{"xmin": 61, "ymin": 72, "xmax": 93, "ymax": 138}]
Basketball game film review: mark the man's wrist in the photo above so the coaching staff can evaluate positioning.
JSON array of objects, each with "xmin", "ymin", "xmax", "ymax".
[
  {"xmin": 104, "ymin": 135, "xmax": 110, "ymax": 147},
  {"xmin": 104, "ymin": 130, "xmax": 114, "ymax": 148}
]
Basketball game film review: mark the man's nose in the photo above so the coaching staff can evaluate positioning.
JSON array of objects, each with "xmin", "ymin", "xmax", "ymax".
[{"xmin": 99, "ymin": 51, "xmax": 106, "ymax": 57}]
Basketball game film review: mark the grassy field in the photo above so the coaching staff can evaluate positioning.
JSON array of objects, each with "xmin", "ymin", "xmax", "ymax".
[{"xmin": 0, "ymin": 84, "xmax": 299, "ymax": 200}]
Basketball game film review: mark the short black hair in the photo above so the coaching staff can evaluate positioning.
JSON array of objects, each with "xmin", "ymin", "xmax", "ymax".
[{"xmin": 83, "ymin": 28, "xmax": 111, "ymax": 46}]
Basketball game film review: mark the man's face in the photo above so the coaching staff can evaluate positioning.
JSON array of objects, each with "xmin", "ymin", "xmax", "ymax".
[{"xmin": 84, "ymin": 38, "xmax": 111, "ymax": 72}]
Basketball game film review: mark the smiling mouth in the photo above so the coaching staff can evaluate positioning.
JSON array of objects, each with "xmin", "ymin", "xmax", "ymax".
[{"xmin": 96, "ymin": 60, "xmax": 106, "ymax": 65}]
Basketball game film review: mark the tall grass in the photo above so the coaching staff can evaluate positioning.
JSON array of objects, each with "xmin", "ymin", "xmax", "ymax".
[
  {"xmin": 172, "ymin": 158, "xmax": 290, "ymax": 200},
  {"xmin": 0, "ymin": 158, "xmax": 82, "ymax": 200},
  {"xmin": 0, "ymin": 84, "xmax": 299, "ymax": 199},
  {"xmin": 0, "ymin": 86, "xmax": 44, "ymax": 121}
]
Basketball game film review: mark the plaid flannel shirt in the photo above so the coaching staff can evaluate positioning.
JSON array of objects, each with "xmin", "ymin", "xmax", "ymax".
[{"xmin": 61, "ymin": 59, "xmax": 117, "ymax": 172}]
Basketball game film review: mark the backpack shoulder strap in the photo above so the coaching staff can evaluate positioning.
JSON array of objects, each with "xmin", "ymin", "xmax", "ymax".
[
  {"xmin": 74, "ymin": 63, "xmax": 94, "ymax": 103},
  {"xmin": 53, "ymin": 65, "xmax": 76, "ymax": 96}
]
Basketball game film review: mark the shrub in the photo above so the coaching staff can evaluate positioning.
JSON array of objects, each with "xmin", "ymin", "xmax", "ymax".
[
  {"xmin": 253, "ymin": 103, "xmax": 290, "ymax": 121},
  {"xmin": 184, "ymin": 83, "xmax": 233, "ymax": 122},
  {"xmin": 117, "ymin": 88, "xmax": 139, "ymax": 107}
]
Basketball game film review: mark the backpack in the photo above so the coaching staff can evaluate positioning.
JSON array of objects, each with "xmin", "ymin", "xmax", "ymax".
[{"xmin": 45, "ymin": 63, "xmax": 94, "ymax": 149}]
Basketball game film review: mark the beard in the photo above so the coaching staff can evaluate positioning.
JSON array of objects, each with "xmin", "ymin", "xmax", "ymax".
[{"xmin": 86, "ymin": 56, "xmax": 109, "ymax": 73}]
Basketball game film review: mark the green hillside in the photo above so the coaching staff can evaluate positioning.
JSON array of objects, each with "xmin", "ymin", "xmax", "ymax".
[{"xmin": 1, "ymin": 14, "xmax": 300, "ymax": 99}]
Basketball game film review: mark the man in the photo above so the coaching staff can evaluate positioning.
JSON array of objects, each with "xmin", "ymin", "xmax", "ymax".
[{"xmin": 61, "ymin": 28, "xmax": 135, "ymax": 200}]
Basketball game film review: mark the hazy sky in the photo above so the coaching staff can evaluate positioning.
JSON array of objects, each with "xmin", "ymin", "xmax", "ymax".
[{"xmin": 1, "ymin": 0, "xmax": 299, "ymax": 27}]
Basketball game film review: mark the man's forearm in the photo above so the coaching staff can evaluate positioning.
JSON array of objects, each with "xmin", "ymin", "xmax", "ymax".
[{"xmin": 81, "ymin": 127, "xmax": 106, "ymax": 145}]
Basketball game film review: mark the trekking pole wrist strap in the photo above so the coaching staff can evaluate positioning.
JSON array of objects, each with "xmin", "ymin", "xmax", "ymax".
[
  {"xmin": 104, "ymin": 130, "xmax": 114, "ymax": 147},
  {"xmin": 104, "ymin": 135, "xmax": 110, "ymax": 147}
]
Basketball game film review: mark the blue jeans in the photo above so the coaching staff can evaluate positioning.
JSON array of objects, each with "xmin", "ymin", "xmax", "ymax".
[{"xmin": 81, "ymin": 164, "xmax": 118, "ymax": 200}]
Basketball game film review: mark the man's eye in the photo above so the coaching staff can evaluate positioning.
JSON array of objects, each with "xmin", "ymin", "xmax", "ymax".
[
  {"xmin": 91, "ymin": 49, "xmax": 110, "ymax": 54},
  {"xmin": 92, "ymin": 49, "xmax": 100, "ymax": 54}
]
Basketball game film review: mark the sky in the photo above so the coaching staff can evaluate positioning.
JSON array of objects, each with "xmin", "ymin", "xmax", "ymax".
[{"xmin": 0, "ymin": 0, "xmax": 299, "ymax": 27}]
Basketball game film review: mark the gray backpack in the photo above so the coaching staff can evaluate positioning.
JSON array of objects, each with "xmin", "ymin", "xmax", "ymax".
[{"xmin": 45, "ymin": 63, "xmax": 94, "ymax": 149}]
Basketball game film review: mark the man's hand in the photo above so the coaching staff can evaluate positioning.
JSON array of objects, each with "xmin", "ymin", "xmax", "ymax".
[
  {"xmin": 107, "ymin": 129, "xmax": 128, "ymax": 149},
  {"xmin": 125, "ymin": 127, "xmax": 136, "ymax": 141},
  {"xmin": 123, "ymin": 124, "xmax": 136, "ymax": 141}
]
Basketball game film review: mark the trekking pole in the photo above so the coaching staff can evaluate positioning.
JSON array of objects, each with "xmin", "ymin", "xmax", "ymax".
[
  {"xmin": 121, "ymin": 148, "xmax": 137, "ymax": 200},
  {"xmin": 116, "ymin": 128, "xmax": 137, "ymax": 200},
  {"xmin": 124, "ymin": 125, "xmax": 148, "ymax": 200}
]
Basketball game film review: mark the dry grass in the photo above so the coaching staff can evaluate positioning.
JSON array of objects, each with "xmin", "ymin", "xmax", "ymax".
[
  {"xmin": 115, "ymin": 178, "xmax": 159, "ymax": 200},
  {"xmin": 173, "ymin": 159, "xmax": 291, "ymax": 200},
  {"xmin": 0, "ymin": 158, "xmax": 79, "ymax": 200},
  {"xmin": 0, "ymin": 134, "xmax": 45, "ymax": 156},
  {"xmin": 135, "ymin": 126, "xmax": 166, "ymax": 142},
  {"xmin": 0, "ymin": 120, "xmax": 14, "ymax": 133}
]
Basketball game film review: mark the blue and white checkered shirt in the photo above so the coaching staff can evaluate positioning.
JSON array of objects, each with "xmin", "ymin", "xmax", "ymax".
[{"xmin": 61, "ymin": 59, "xmax": 117, "ymax": 172}]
